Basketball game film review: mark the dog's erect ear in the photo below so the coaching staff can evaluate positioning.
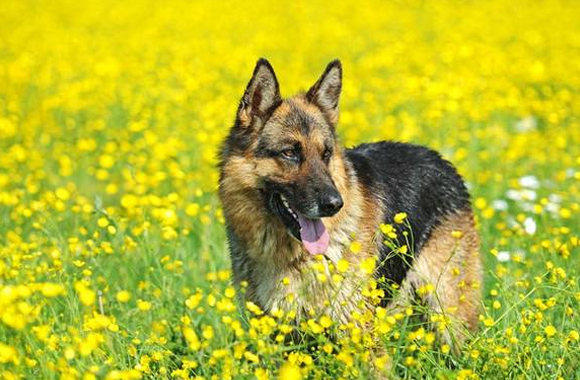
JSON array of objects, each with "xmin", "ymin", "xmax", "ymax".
[
  {"xmin": 306, "ymin": 59, "xmax": 342, "ymax": 125},
  {"xmin": 238, "ymin": 58, "xmax": 281, "ymax": 127}
]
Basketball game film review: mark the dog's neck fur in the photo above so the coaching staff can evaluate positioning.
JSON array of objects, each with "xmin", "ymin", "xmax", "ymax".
[{"xmin": 220, "ymin": 152, "xmax": 382, "ymax": 321}]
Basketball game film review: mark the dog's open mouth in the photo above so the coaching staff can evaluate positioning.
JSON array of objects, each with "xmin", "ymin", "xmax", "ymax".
[{"xmin": 273, "ymin": 194, "xmax": 330, "ymax": 255}]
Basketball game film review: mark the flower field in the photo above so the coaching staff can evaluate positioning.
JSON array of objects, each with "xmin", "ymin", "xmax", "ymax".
[{"xmin": 1, "ymin": 0, "xmax": 580, "ymax": 379}]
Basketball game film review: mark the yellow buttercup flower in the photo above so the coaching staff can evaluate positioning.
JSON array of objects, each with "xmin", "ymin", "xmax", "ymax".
[
  {"xmin": 279, "ymin": 362, "xmax": 302, "ymax": 380},
  {"xmin": 40, "ymin": 283, "xmax": 65, "ymax": 298},
  {"xmin": 116, "ymin": 291, "xmax": 131, "ymax": 303},
  {"xmin": 544, "ymin": 325, "xmax": 557, "ymax": 337},
  {"xmin": 0, "ymin": 343, "xmax": 20, "ymax": 365},
  {"xmin": 137, "ymin": 300, "xmax": 152, "ymax": 311},
  {"xmin": 349, "ymin": 241, "xmax": 362, "ymax": 254},
  {"xmin": 394, "ymin": 212, "xmax": 407, "ymax": 224}
]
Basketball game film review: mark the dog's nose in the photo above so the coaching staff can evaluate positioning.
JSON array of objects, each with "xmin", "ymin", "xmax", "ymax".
[{"xmin": 319, "ymin": 193, "xmax": 344, "ymax": 216}]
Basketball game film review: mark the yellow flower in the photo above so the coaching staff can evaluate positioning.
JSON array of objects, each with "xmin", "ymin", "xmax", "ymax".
[
  {"xmin": 545, "ymin": 325, "xmax": 557, "ymax": 337},
  {"xmin": 185, "ymin": 203, "xmax": 200, "ymax": 217},
  {"xmin": 224, "ymin": 287, "xmax": 236, "ymax": 298},
  {"xmin": 559, "ymin": 208, "xmax": 572, "ymax": 219},
  {"xmin": 457, "ymin": 370, "xmax": 475, "ymax": 380},
  {"xmin": 55, "ymin": 187, "xmax": 71, "ymax": 201},
  {"xmin": 474, "ymin": 197, "xmax": 487, "ymax": 209},
  {"xmin": 0, "ymin": 343, "xmax": 20, "ymax": 365},
  {"xmin": 185, "ymin": 292, "xmax": 202, "ymax": 309},
  {"xmin": 255, "ymin": 368, "xmax": 269, "ymax": 380},
  {"xmin": 451, "ymin": 230, "xmax": 463, "ymax": 239},
  {"xmin": 137, "ymin": 300, "xmax": 152, "ymax": 311},
  {"xmin": 99, "ymin": 154, "xmax": 115, "ymax": 168},
  {"xmin": 319, "ymin": 315, "xmax": 332, "ymax": 328},
  {"xmin": 116, "ymin": 291, "xmax": 131, "ymax": 303},
  {"xmin": 307, "ymin": 319, "xmax": 323, "ymax": 334},
  {"xmin": 162, "ymin": 226, "xmax": 178, "ymax": 240},
  {"xmin": 483, "ymin": 317, "xmax": 495, "ymax": 327},
  {"xmin": 183, "ymin": 327, "xmax": 201, "ymax": 350},
  {"xmin": 202, "ymin": 325, "xmax": 214, "ymax": 340},
  {"xmin": 243, "ymin": 351, "xmax": 259, "ymax": 363},
  {"xmin": 360, "ymin": 257, "xmax": 376, "ymax": 274},
  {"xmin": 336, "ymin": 258, "xmax": 349, "ymax": 272},
  {"xmin": 394, "ymin": 212, "xmax": 407, "ymax": 224},
  {"xmin": 279, "ymin": 362, "xmax": 302, "ymax": 380},
  {"xmin": 349, "ymin": 241, "xmax": 361, "ymax": 253},
  {"xmin": 79, "ymin": 333, "xmax": 105, "ymax": 356},
  {"xmin": 207, "ymin": 294, "xmax": 217, "ymax": 307},
  {"xmin": 417, "ymin": 283, "xmax": 434, "ymax": 296},
  {"xmin": 380, "ymin": 223, "xmax": 392, "ymax": 233},
  {"xmin": 40, "ymin": 283, "xmax": 65, "ymax": 297},
  {"xmin": 120, "ymin": 194, "xmax": 139, "ymax": 209},
  {"xmin": 74, "ymin": 282, "xmax": 96, "ymax": 306}
]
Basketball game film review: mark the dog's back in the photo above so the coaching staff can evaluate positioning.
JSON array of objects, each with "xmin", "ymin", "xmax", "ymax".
[
  {"xmin": 347, "ymin": 141, "xmax": 482, "ymax": 338},
  {"xmin": 348, "ymin": 141, "xmax": 473, "ymax": 280}
]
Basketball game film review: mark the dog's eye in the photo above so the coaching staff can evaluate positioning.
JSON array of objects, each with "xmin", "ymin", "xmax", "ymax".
[
  {"xmin": 322, "ymin": 149, "xmax": 332, "ymax": 162},
  {"xmin": 280, "ymin": 149, "xmax": 297, "ymax": 160}
]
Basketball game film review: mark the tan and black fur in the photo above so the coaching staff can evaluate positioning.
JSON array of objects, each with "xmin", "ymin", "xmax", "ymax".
[{"xmin": 218, "ymin": 59, "xmax": 482, "ymax": 346}]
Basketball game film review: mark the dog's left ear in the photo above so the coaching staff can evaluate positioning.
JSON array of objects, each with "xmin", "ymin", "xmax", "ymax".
[
  {"xmin": 238, "ymin": 58, "xmax": 281, "ymax": 128},
  {"xmin": 306, "ymin": 59, "xmax": 342, "ymax": 125}
]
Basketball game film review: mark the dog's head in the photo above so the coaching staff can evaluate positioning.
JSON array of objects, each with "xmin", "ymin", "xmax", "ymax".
[{"xmin": 222, "ymin": 59, "xmax": 346, "ymax": 255}]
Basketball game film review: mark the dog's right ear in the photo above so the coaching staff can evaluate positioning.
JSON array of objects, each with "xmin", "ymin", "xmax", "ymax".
[
  {"xmin": 237, "ymin": 58, "xmax": 281, "ymax": 128},
  {"xmin": 306, "ymin": 59, "xmax": 342, "ymax": 126}
]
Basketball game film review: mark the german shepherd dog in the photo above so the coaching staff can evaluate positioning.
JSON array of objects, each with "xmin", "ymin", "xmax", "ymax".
[{"xmin": 218, "ymin": 59, "xmax": 482, "ymax": 346}]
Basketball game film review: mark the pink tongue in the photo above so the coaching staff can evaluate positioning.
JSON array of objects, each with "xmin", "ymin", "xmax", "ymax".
[{"xmin": 297, "ymin": 215, "xmax": 329, "ymax": 255}]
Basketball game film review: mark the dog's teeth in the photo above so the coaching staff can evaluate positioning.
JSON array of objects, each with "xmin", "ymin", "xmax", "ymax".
[{"xmin": 279, "ymin": 194, "xmax": 298, "ymax": 219}]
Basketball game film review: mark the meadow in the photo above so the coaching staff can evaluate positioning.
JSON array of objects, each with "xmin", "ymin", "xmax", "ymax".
[{"xmin": 1, "ymin": 0, "xmax": 580, "ymax": 379}]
